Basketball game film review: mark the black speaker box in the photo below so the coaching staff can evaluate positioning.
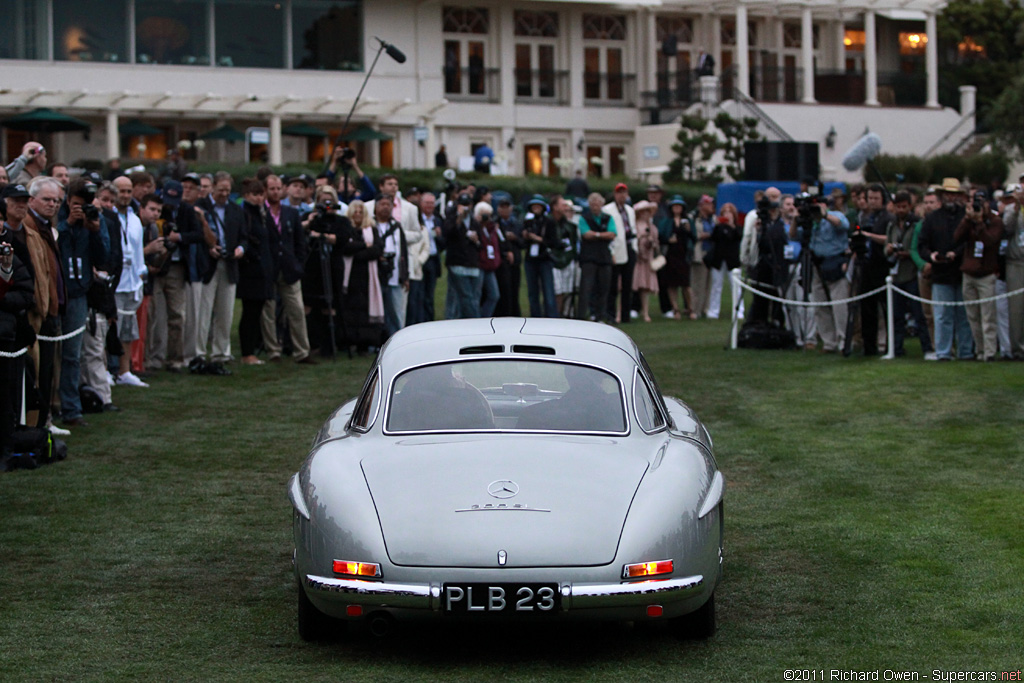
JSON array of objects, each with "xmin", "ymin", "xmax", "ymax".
[{"xmin": 744, "ymin": 142, "xmax": 820, "ymax": 181}]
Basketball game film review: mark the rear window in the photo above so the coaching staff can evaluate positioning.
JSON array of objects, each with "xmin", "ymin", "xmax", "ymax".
[{"xmin": 386, "ymin": 360, "xmax": 626, "ymax": 434}]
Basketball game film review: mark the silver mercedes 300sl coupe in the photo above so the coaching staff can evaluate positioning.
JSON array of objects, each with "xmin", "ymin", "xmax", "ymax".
[{"xmin": 288, "ymin": 318, "xmax": 724, "ymax": 640}]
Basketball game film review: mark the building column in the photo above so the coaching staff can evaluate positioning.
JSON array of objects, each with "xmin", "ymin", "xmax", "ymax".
[
  {"xmin": 499, "ymin": 4, "xmax": 515, "ymax": 109},
  {"xmin": 711, "ymin": 14, "xmax": 722, "ymax": 73},
  {"xmin": 864, "ymin": 9, "xmax": 879, "ymax": 106},
  {"xmin": 269, "ymin": 114, "xmax": 282, "ymax": 165},
  {"xmin": 925, "ymin": 12, "xmax": 939, "ymax": 108},
  {"xmin": 567, "ymin": 8, "xmax": 584, "ymax": 109},
  {"xmin": 105, "ymin": 110, "xmax": 120, "ymax": 160},
  {"xmin": 646, "ymin": 9, "xmax": 657, "ymax": 95},
  {"xmin": 833, "ymin": 19, "xmax": 845, "ymax": 71},
  {"xmin": 736, "ymin": 3, "xmax": 749, "ymax": 97},
  {"xmin": 801, "ymin": 6, "xmax": 816, "ymax": 103}
]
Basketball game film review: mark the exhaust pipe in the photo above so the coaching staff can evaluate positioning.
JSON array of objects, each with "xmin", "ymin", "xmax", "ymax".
[{"xmin": 368, "ymin": 613, "xmax": 394, "ymax": 638}]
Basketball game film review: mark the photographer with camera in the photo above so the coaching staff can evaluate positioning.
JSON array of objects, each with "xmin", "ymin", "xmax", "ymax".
[
  {"xmin": 745, "ymin": 189, "xmax": 788, "ymax": 327},
  {"xmin": 886, "ymin": 191, "xmax": 933, "ymax": 358},
  {"xmin": 917, "ymin": 178, "xmax": 974, "ymax": 360},
  {"xmin": 953, "ymin": 189, "xmax": 1003, "ymax": 361},
  {"xmin": 855, "ymin": 184, "xmax": 895, "ymax": 356},
  {"xmin": 443, "ymin": 192, "xmax": 483, "ymax": 320},
  {"xmin": 786, "ymin": 190, "xmax": 850, "ymax": 352},
  {"xmin": 6, "ymin": 142, "xmax": 47, "ymax": 186},
  {"xmin": 327, "ymin": 147, "xmax": 375, "ymax": 204},
  {"xmin": 56, "ymin": 178, "xmax": 110, "ymax": 425}
]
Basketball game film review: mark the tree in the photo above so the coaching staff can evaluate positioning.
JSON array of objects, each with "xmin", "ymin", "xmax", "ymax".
[
  {"xmin": 937, "ymin": 0, "xmax": 1024, "ymax": 117},
  {"xmin": 664, "ymin": 115, "xmax": 720, "ymax": 183},
  {"xmin": 986, "ymin": 70, "xmax": 1024, "ymax": 158},
  {"xmin": 713, "ymin": 112, "xmax": 762, "ymax": 181}
]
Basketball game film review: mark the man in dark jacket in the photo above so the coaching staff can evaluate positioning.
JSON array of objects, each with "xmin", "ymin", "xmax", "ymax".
[
  {"xmin": 0, "ymin": 246, "xmax": 35, "ymax": 460},
  {"xmin": 57, "ymin": 178, "xmax": 109, "ymax": 425},
  {"xmin": 261, "ymin": 174, "xmax": 314, "ymax": 364},
  {"xmin": 443, "ymin": 193, "xmax": 482, "ymax": 319},
  {"xmin": 857, "ymin": 184, "xmax": 895, "ymax": 356},
  {"xmin": 374, "ymin": 194, "xmax": 409, "ymax": 334},
  {"xmin": 954, "ymin": 190, "xmax": 1003, "ymax": 361},
  {"xmin": 917, "ymin": 178, "xmax": 974, "ymax": 360}
]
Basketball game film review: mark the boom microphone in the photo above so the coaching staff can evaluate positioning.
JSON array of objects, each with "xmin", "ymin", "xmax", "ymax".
[
  {"xmin": 376, "ymin": 37, "xmax": 407, "ymax": 64},
  {"xmin": 841, "ymin": 132, "xmax": 882, "ymax": 172}
]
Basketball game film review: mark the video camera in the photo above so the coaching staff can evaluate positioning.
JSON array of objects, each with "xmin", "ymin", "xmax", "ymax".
[
  {"xmin": 316, "ymin": 198, "xmax": 337, "ymax": 214},
  {"xmin": 755, "ymin": 196, "xmax": 775, "ymax": 224},
  {"xmin": 794, "ymin": 181, "xmax": 826, "ymax": 235}
]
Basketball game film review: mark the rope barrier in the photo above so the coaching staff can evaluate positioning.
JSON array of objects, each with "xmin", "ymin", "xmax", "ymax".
[
  {"xmin": 0, "ymin": 324, "xmax": 86, "ymax": 358},
  {"xmin": 728, "ymin": 268, "xmax": 1024, "ymax": 355}
]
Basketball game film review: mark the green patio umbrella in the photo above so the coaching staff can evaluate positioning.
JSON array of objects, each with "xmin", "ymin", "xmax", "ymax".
[
  {"xmin": 282, "ymin": 124, "xmax": 328, "ymax": 138},
  {"xmin": 1, "ymin": 107, "xmax": 91, "ymax": 133},
  {"xmin": 199, "ymin": 124, "xmax": 245, "ymax": 142},
  {"xmin": 340, "ymin": 125, "xmax": 393, "ymax": 142},
  {"xmin": 119, "ymin": 119, "xmax": 162, "ymax": 137}
]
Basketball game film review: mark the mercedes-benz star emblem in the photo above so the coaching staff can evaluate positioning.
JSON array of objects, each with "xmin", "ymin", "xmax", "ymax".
[{"xmin": 487, "ymin": 480, "xmax": 519, "ymax": 499}]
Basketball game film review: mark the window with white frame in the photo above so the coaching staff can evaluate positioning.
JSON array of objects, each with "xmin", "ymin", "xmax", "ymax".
[
  {"xmin": 583, "ymin": 13, "xmax": 628, "ymax": 103},
  {"xmin": 514, "ymin": 10, "xmax": 561, "ymax": 101},
  {"xmin": 443, "ymin": 6, "xmax": 491, "ymax": 97}
]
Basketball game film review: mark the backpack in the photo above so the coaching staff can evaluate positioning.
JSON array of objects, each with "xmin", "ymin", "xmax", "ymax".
[
  {"xmin": 737, "ymin": 321, "xmax": 797, "ymax": 350},
  {"xmin": 7, "ymin": 426, "xmax": 67, "ymax": 469},
  {"xmin": 80, "ymin": 384, "xmax": 104, "ymax": 414}
]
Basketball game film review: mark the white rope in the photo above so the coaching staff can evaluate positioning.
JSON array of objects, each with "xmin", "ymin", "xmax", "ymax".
[
  {"xmin": 733, "ymin": 275, "xmax": 887, "ymax": 307},
  {"xmin": 0, "ymin": 324, "xmax": 86, "ymax": 358},
  {"xmin": 892, "ymin": 284, "xmax": 1024, "ymax": 307}
]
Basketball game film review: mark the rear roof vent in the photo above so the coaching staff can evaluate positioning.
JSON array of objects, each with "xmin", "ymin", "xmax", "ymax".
[
  {"xmin": 512, "ymin": 344, "xmax": 556, "ymax": 355},
  {"xmin": 459, "ymin": 345, "xmax": 504, "ymax": 355}
]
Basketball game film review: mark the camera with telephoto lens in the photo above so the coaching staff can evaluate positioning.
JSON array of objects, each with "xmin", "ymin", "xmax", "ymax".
[
  {"xmin": 82, "ymin": 203, "xmax": 99, "ymax": 222},
  {"xmin": 755, "ymin": 196, "xmax": 774, "ymax": 223},
  {"xmin": 1, "ymin": 243, "xmax": 12, "ymax": 258},
  {"xmin": 316, "ymin": 198, "xmax": 336, "ymax": 214},
  {"xmin": 339, "ymin": 147, "xmax": 356, "ymax": 169},
  {"xmin": 972, "ymin": 192, "xmax": 986, "ymax": 214},
  {"xmin": 72, "ymin": 181, "xmax": 99, "ymax": 222},
  {"xmin": 457, "ymin": 193, "xmax": 473, "ymax": 207},
  {"xmin": 162, "ymin": 221, "xmax": 179, "ymax": 252}
]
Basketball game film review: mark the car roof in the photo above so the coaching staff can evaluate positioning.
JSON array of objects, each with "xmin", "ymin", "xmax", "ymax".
[{"xmin": 378, "ymin": 318, "xmax": 642, "ymax": 377}]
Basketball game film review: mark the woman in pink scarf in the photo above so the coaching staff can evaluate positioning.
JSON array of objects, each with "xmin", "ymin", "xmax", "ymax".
[{"xmin": 339, "ymin": 200, "xmax": 386, "ymax": 351}]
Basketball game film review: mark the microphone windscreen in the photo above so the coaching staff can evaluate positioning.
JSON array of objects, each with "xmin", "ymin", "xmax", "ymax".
[
  {"xmin": 841, "ymin": 133, "xmax": 882, "ymax": 172},
  {"xmin": 385, "ymin": 44, "xmax": 407, "ymax": 64}
]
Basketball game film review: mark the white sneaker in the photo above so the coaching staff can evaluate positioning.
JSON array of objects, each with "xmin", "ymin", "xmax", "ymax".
[
  {"xmin": 663, "ymin": 311, "xmax": 675, "ymax": 319},
  {"xmin": 923, "ymin": 352, "xmax": 938, "ymax": 361},
  {"xmin": 117, "ymin": 371, "xmax": 149, "ymax": 387},
  {"xmin": 630, "ymin": 310, "xmax": 639, "ymax": 319},
  {"xmin": 106, "ymin": 371, "xmax": 116, "ymax": 386},
  {"xmin": 49, "ymin": 424, "xmax": 71, "ymax": 437}
]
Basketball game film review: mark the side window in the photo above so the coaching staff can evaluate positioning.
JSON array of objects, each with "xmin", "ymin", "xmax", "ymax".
[
  {"xmin": 633, "ymin": 370, "xmax": 666, "ymax": 433},
  {"xmin": 350, "ymin": 369, "xmax": 381, "ymax": 431}
]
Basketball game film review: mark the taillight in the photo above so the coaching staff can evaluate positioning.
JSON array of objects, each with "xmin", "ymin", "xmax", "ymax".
[
  {"xmin": 332, "ymin": 560, "xmax": 382, "ymax": 578},
  {"xmin": 622, "ymin": 559, "xmax": 673, "ymax": 579}
]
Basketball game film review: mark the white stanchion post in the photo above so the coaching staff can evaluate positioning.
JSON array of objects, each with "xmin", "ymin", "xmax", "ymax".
[
  {"xmin": 730, "ymin": 268, "xmax": 741, "ymax": 349},
  {"xmin": 883, "ymin": 275, "xmax": 896, "ymax": 360}
]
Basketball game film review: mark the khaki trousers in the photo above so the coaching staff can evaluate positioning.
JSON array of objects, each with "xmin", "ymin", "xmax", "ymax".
[
  {"xmin": 260, "ymin": 276, "xmax": 311, "ymax": 361},
  {"xmin": 183, "ymin": 281, "xmax": 203, "ymax": 364},
  {"xmin": 690, "ymin": 262, "xmax": 711, "ymax": 316},
  {"xmin": 812, "ymin": 270, "xmax": 849, "ymax": 352},
  {"xmin": 963, "ymin": 273, "xmax": 998, "ymax": 360},
  {"xmin": 147, "ymin": 262, "xmax": 187, "ymax": 369},
  {"xmin": 199, "ymin": 259, "xmax": 236, "ymax": 362},
  {"xmin": 81, "ymin": 314, "xmax": 112, "ymax": 405}
]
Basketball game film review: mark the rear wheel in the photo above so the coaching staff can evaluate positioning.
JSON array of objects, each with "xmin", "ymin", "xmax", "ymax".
[
  {"xmin": 672, "ymin": 592, "xmax": 716, "ymax": 640},
  {"xmin": 297, "ymin": 579, "xmax": 337, "ymax": 641}
]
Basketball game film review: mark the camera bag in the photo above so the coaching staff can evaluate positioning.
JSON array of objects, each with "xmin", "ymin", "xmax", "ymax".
[{"xmin": 738, "ymin": 321, "xmax": 797, "ymax": 350}]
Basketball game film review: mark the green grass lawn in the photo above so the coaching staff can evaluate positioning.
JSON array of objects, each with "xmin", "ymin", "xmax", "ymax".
[{"xmin": 1, "ymin": 312, "xmax": 1021, "ymax": 682}]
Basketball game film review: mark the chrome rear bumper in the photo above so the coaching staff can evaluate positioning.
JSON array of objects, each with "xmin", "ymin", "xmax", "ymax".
[{"xmin": 304, "ymin": 574, "xmax": 704, "ymax": 612}]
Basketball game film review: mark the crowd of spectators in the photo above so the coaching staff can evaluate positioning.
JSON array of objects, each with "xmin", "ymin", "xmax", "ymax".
[
  {"xmin": 3, "ymin": 138, "xmax": 1023, "ymax": 461},
  {"xmin": 739, "ymin": 177, "xmax": 1024, "ymax": 361}
]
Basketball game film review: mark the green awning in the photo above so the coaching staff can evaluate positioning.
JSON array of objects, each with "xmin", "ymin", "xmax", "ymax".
[
  {"xmin": 282, "ymin": 124, "xmax": 328, "ymax": 138},
  {"xmin": 341, "ymin": 125, "xmax": 393, "ymax": 142},
  {"xmin": 119, "ymin": 119, "xmax": 163, "ymax": 137},
  {"xmin": 199, "ymin": 124, "xmax": 246, "ymax": 142},
  {"xmin": 1, "ymin": 108, "xmax": 91, "ymax": 133}
]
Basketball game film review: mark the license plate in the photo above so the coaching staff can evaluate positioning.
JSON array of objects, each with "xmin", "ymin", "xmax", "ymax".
[{"xmin": 442, "ymin": 583, "xmax": 560, "ymax": 614}]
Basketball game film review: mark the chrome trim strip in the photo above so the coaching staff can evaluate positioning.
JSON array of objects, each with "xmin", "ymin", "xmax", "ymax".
[
  {"xmin": 698, "ymin": 471, "xmax": 725, "ymax": 520},
  {"xmin": 454, "ymin": 506, "xmax": 551, "ymax": 513},
  {"xmin": 288, "ymin": 473, "xmax": 310, "ymax": 521},
  {"xmin": 305, "ymin": 575, "xmax": 434, "ymax": 609},
  {"xmin": 632, "ymin": 368, "xmax": 669, "ymax": 435},
  {"xmin": 569, "ymin": 577, "xmax": 704, "ymax": 602}
]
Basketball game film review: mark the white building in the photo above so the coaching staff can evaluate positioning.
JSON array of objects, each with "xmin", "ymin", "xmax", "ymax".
[{"xmin": 1, "ymin": 0, "xmax": 970, "ymax": 181}]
